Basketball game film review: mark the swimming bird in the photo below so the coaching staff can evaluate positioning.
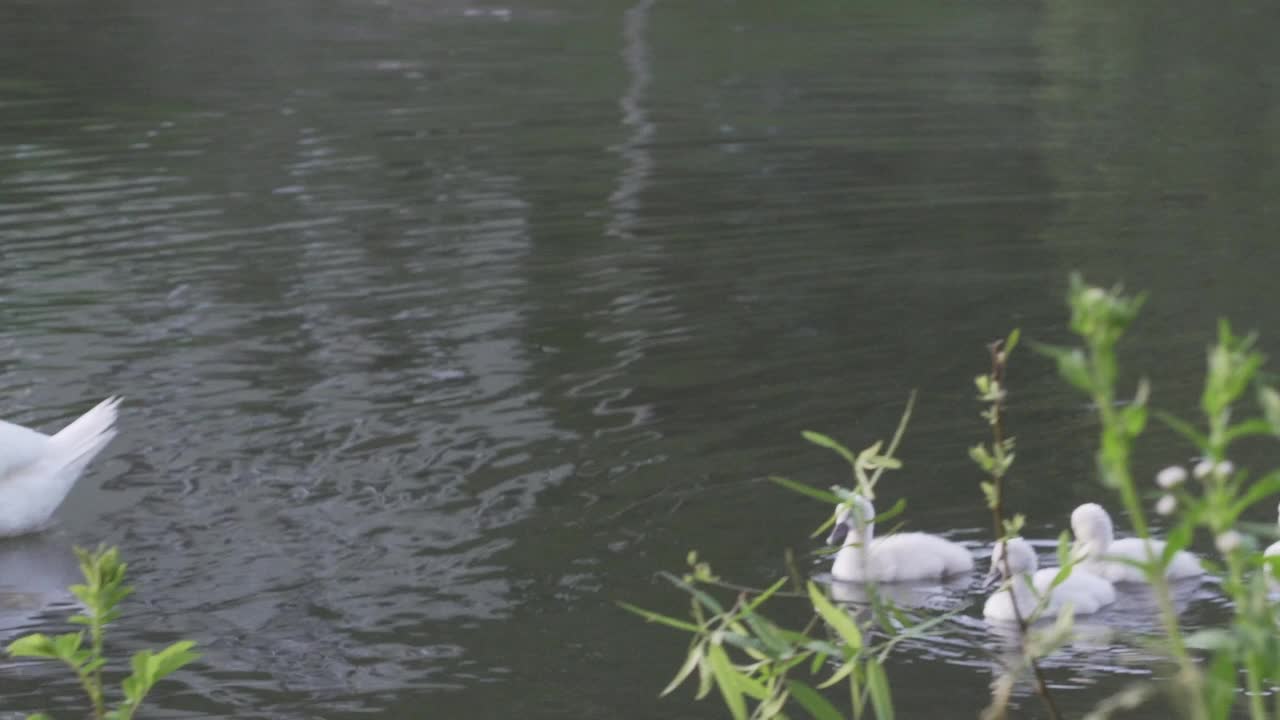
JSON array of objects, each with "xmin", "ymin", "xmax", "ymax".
[
  {"xmin": 1263, "ymin": 502, "xmax": 1280, "ymax": 590},
  {"xmin": 1070, "ymin": 503, "xmax": 1203, "ymax": 583},
  {"xmin": 983, "ymin": 537, "xmax": 1116, "ymax": 621},
  {"xmin": 0, "ymin": 397, "xmax": 121, "ymax": 537},
  {"xmin": 826, "ymin": 495, "xmax": 974, "ymax": 583}
]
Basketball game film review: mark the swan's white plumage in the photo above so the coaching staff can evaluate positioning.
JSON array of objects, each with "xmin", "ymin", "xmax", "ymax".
[
  {"xmin": 0, "ymin": 397, "xmax": 121, "ymax": 537},
  {"xmin": 1070, "ymin": 503, "xmax": 1203, "ymax": 583},
  {"xmin": 1263, "ymin": 502, "xmax": 1280, "ymax": 590},
  {"xmin": 983, "ymin": 537, "xmax": 1116, "ymax": 622},
  {"xmin": 827, "ymin": 496, "xmax": 973, "ymax": 583}
]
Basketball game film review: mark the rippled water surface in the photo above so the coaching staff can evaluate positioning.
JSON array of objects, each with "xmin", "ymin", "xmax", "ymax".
[{"xmin": 2, "ymin": 0, "xmax": 1280, "ymax": 717}]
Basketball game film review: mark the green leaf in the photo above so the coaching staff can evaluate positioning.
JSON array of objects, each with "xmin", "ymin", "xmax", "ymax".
[
  {"xmin": 617, "ymin": 602, "xmax": 702, "ymax": 633},
  {"xmin": 51, "ymin": 633, "xmax": 83, "ymax": 664},
  {"xmin": 1161, "ymin": 520, "xmax": 1194, "ymax": 568},
  {"xmin": 150, "ymin": 640, "xmax": 199, "ymax": 679},
  {"xmin": 7, "ymin": 633, "xmax": 57, "ymax": 659},
  {"xmin": 1055, "ymin": 530, "xmax": 1072, "ymax": 572},
  {"xmin": 802, "ymin": 431, "xmax": 857, "ymax": 467},
  {"xmin": 1121, "ymin": 403, "xmax": 1147, "ymax": 437},
  {"xmin": 979, "ymin": 481, "xmax": 997, "ymax": 509},
  {"xmin": 696, "ymin": 653, "xmax": 714, "ymax": 700},
  {"xmin": 661, "ymin": 642, "xmax": 704, "ymax": 697},
  {"xmin": 1033, "ymin": 343, "xmax": 1093, "ymax": 393},
  {"xmin": 122, "ymin": 672, "xmax": 144, "ymax": 704},
  {"xmin": 1223, "ymin": 418, "xmax": 1277, "ymax": 443},
  {"xmin": 706, "ymin": 644, "xmax": 748, "ymax": 720},
  {"xmin": 818, "ymin": 657, "xmax": 857, "ymax": 689},
  {"xmin": 768, "ymin": 476, "xmax": 845, "ymax": 505},
  {"xmin": 1203, "ymin": 649, "xmax": 1237, "ymax": 720},
  {"xmin": 1259, "ymin": 386, "xmax": 1280, "ymax": 433},
  {"xmin": 873, "ymin": 498, "xmax": 908, "ymax": 525},
  {"xmin": 787, "ymin": 680, "xmax": 845, "ymax": 720},
  {"xmin": 743, "ymin": 577, "xmax": 789, "ymax": 615},
  {"xmin": 865, "ymin": 658, "xmax": 894, "ymax": 720},
  {"xmin": 1004, "ymin": 328, "xmax": 1021, "ymax": 356},
  {"xmin": 659, "ymin": 572, "xmax": 727, "ymax": 615},
  {"xmin": 807, "ymin": 582, "xmax": 861, "ymax": 651},
  {"xmin": 1231, "ymin": 470, "xmax": 1280, "ymax": 517}
]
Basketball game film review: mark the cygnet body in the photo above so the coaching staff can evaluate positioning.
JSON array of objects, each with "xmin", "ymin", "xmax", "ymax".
[
  {"xmin": 1070, "ymin": 503, "xmax": 1203, "ymax": 583},
  {"xmin": 827, "ymin": 496, "xmax": 973, "ymax": 583},
  {"xmin": 0, "ymin": 397, "xmax": 121, "ymax": 537},
  {"xmin": 1263, "ymin": 503, "xmax": 1280, "ymax": 590},
  {"xmin": 983, "ymin": 537, "xmax": 1116, "ymax": 622}
]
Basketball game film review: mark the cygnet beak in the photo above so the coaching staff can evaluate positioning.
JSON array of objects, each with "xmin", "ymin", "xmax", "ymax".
[
  {"xmin": 826, "ymin": 520, "xmax": 850, "ymax": 546},
  {"xmin": 981, "ymin": 563, "xmax": 1003, "ymax": 591}
]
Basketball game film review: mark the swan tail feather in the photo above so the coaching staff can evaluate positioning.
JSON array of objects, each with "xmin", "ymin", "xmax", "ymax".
[{"xmin": 48, "ymin": 396, "xmax": 121, "ymax": 476}]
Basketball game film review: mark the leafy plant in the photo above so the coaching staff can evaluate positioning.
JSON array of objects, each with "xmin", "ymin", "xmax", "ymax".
[
  {"xmin": 7, "ymin": 546, "xmax": 200, "ymax": 720},
  {"xmin": 631, "ymin": 273, "xmax": 1280, "ymax": 720}
]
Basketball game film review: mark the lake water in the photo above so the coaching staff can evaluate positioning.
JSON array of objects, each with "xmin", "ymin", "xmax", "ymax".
[{"xmin": 1, "ymin": 0, "xmax": 1277, "ymax": 717}]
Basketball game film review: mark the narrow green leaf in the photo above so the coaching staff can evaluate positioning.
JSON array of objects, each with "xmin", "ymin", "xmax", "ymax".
[
  {"xmin": 617, "ymin": 602, "xmax": 702, "ymax": 633},
  {"xmin": 768, "ymin": 476, "xmax": 844, "ymax": 505},
  {"xmin": 1223, "ymin": 418, "xmax": 1276, "ymax": 443},
  {"xmin": 661, "ymin": 642, "xmax": 704, "ymax": 697},
  {"xmin": 1154, "ymin": 412, "xmax": 1209, "ymax": 450},
  {"xmin": 1161, "ymin": 521, "xmax": 1193, "ymax": 568},
  {"xmin": 787, "ymin": 680, "xmax": 845, "ymax": 720},
  {"xmin": 865, "ymin": 659, "xmax": 894, "ymax": 720},
  {"xmin": 870, "ymin": 498, "xmax": 908, "ymax": 526},
  {"xmin": 807, "ymin": 582, "xmax": 861, "ymax": 651},
  {"xmin": 696, "ymin": 653, "xmax": 714, "ymax": 700},
  {"xmin": 659, "ymin": 572, "xmax": 727, "ymax": 615},
  {"xmin": 818, "ymin": 657, "xmax": 857, "ymax": 689},
  {"xmin": 743, "ymin": 577, "xmax": 789, "ymax": 615},
  {"xmin": 706, "ymin": 644, "xmax": 748, "ymax": 720},
  {"xmin": 1004, "ymin": 328, "xmax": 1021, "ymax": 356},
  {"xmin": 1055, "ymin": 530, "xmax": 1071, "ymax": 571},
  {"xmin": 1231, "ymin": 470, "xmax": 1280, "ymax": 517},
  {"xmin": 802, "ymin": 431, "xmax": 857, "ymax": 467}
]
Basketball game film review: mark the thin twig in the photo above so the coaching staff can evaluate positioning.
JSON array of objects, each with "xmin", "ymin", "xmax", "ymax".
[{"xmin": 984, "ymin": 338, "xmax": 1064, "ymax": 720}]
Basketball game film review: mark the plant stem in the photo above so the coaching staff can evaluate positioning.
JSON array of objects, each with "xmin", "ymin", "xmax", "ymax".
[
  {"xmin": 1088, "ymin": 354, "xmax": 1206, "ymax": 720},
  {"xmin": 983, "ymin": 340, "xmax": 1062, "ymax": 720}
]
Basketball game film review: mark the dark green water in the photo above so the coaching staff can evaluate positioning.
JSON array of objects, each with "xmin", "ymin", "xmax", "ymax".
[{"xmin": 1, "ymin": 0, "xmax": 1278, "ymax": 717}]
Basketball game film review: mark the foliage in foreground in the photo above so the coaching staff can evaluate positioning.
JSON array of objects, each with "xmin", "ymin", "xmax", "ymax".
[
  {"xmin": 626, "ymin": 273, "xmax": 1280, "ymax": 720},
  {"xmin": 6, "ymin": 546, "xmax": 200, "ymax": 720}
]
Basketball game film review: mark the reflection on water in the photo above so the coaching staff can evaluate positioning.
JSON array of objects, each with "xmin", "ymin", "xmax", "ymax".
[
  {"xmin": 0, "ymin": 534, "xmax": 80, "ymax": 636},
  {"xmin": 2, "ymin": 0, "xmax": 1279, "ymax": 717}
]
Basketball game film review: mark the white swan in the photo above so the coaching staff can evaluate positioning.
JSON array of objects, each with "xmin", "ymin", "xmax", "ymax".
[
  {"xmin": 826, "ymin": 496, "xmax": 973, "ymax": 582},
  {"xmin": 1263, "ymin": 502, "xmax": 1280, "ymax": 590},
  {"xmin": 0, "ymin": 397, "xmax": 121, "ymax": 537},
  {"xmin": 983, "ymin": 537, "xmax": 1116, "ymax": 622},
  {"xmin": 1070, "ymin": 503, "xmax": 1203, "ymax": 583}
]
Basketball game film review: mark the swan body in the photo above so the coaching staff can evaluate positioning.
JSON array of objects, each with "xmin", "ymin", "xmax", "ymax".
[
  {"xmin": 826, "ymin": 496, "xmax": 973, "ymax": 583},
  {"xmin": 1264, "ymin": 503, "xmax": 1280, "ymax": 590},
  {"xmin": 984, "ymin": 537, "xmax": 1116, "ymax": 622},
  {"xmin": 0, "ymin": 397, "xmax": 121, "ymax": 537},
  {"xmin": 1070, "ymin": 503, "xmax": 1203, "ymax": 583}
]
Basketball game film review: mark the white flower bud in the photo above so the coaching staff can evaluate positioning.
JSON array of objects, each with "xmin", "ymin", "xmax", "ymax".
[
  {"xmin": 1156, "ymin": 494, "xmax": 1177, "ymax": 516},
  {"xmin": 1215, "ymin": 530, "xmax": 1242, "ymax": 554},
  {"xmin": 1155, "ymin": 466, "xmax": 1187, "ymax": 489},
  {"xmin": 1082, "ymin": 287, "xmax": 1107, "ymax": 304},
  {"xmin": 1193, "ymin": 460, "xmax": 1213, "ymax": 480},
  {"xmin": 1215, "ymin": 460, "xmax": 1235, "ymax": 478}
]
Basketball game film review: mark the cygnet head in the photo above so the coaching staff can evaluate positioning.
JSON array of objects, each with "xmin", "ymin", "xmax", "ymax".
[
  {"xmin": 1071, "ymin": 503, "xmax": 1115, "ymax": 557},
  {"xmin": 825, "ymin": 496, "xmax": 875, "ymax": 547},
  {"xmin": 984, "ymin": 537, "xmax": 1037, "ymax": 587}
]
